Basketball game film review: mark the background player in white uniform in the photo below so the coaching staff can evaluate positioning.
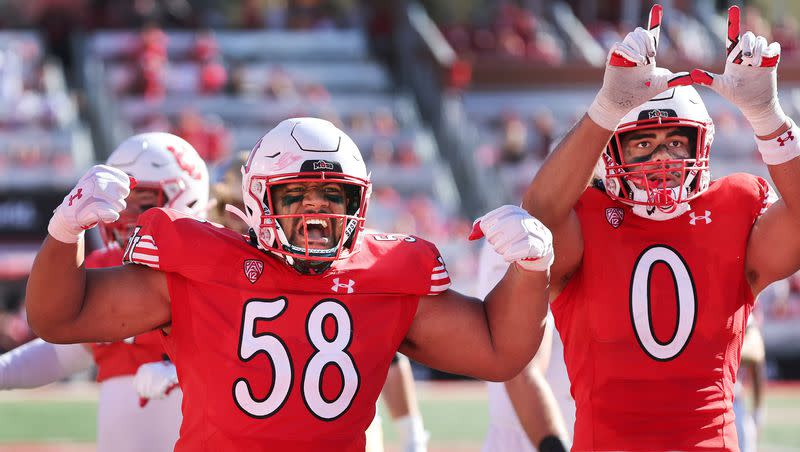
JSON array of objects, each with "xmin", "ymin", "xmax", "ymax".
[
  {"xmin": 0, "ymin": 132, "xmax": 208, "ymax": 452},
  {"xmin": 476, "ymin": 241, "xmax": 574, "ymax": 452}
]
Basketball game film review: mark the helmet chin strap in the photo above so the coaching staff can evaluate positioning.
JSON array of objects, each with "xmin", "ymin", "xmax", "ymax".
[{"xmin": 225, "ymin": 203, "xmax": 250, "ymax": 224}]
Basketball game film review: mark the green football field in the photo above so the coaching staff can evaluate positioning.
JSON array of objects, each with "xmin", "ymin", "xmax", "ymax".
[{"xmin": 0, "ymin": 382, "xmax": 798, "ymax": 451}]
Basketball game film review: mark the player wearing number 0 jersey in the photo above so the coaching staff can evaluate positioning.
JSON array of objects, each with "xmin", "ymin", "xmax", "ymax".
[
  {"xmin": 552, "ymin": 174, "xmax": 774, "ymax": 449},
  {"xmin": 124, "ymin": 208, "xmax": 447, "ymax": 451},
  {"xmin": 522, "ymin": 5, "xmax": 800, "ymax": 450}
]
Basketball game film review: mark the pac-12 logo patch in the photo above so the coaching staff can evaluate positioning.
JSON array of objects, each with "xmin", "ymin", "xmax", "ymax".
[
  {"xmin": 605, "ymin": 207, "xmax": 624, "ymax": 228},
  {"xmin": 244, "ymin": 259, "xmax": 264, "ymax": 284}
]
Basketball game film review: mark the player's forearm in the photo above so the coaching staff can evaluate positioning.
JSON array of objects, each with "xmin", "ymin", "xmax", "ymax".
[
  {"xmin": 505, "ymin": 365, "xmax": 569, "ymax": 446},
  {"xmin": 0, "ymin": 339, "xmax": 94, "ymax": 389},
  {"xmin": 25, "ymin": 236, "xmax": 89, "ymax": 343},
  {"xmin": 483, "ymin": 266, "xmax": 550, "ymax": 379},
  {"xmin": 522, "ymin": 115, "xmax": 612, "ymax": 227},
  {"xmin": 767, "ymin": 148, "xmax": 800, "ymax": 223}
]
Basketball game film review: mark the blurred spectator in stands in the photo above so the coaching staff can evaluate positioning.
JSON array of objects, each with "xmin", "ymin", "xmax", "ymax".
[
  {"xmin": 193, "ymin": 30, "xmax": 219, "ymax": 62},
  {"xmin": 395, "ymin": 140, "xmax": 421, "ymax": 168},
  {"xmin": 743, "ymin": 6, "xmax": 773, "ymax": 44},
  {"xmin": 264, "ymin": 66, "xmax": 298, "ymax": 100},
  {"xmin": 373, "ymin": 107, "xmax": 398, "ymax": 136},
  {"xmin": 198, "ymin": 59, "xmax": 228, "ymax": 94},
  {"xmin": 27, "ymin": 0, "xmax": 85, "ymax": 80},
  {"xmin": 531, "ymin": 108, "xmax": 555, "ymax": 160},
  {"xmin": 225, "ymin": 61, "xmax": 248, "ymax": 96},
  {"xmin": 288, "ymin": 0, "xmax": 337, "ymax": 29},
  {"xmin": 133, "ymin": 50, "xmax": 167, "ymax": 99},
  {"xmin": 773, "ymin": 16, "xmax": 800, "ymax": 60},
  {"xmin": 173, "ymin": 109, "xmax": 230, "ymax": 164},
  {"xmin": 136, "ymin": 23, "xmax": 168, "ymax": 62},
  {"xmin": 365, "ymin": 2, "xmax": 397, "ymax": 69},
  {"xmin": 349, "ymin": 112, "xmax": 374, "ymax": 134},
  {"xmin": 663, "ymin": 8, "xmax": 715, "ymax": 64},
  {"xmin": 370, "ymin": 138, "xmax": 395, "ymax": 168},
  {"xmin": 498, "ymin": 114, "xmax": 529, "ymax": 165},
  {"xmin": 301, "ymin": 82, "xmax": 331, "ymax": 102},
  {"xmin": 239, "ymin": 0, "xmax": 266, "ymax": 29},
  {"xmin": 496, "ymin": 26, "xmax": 526, "ymax": 59}
]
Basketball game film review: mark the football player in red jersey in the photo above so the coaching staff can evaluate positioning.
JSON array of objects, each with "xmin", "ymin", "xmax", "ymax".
[
  {"xmin": 519, "ymin": 5, "xmax": 800, "ymax": 451},
  {"xmin": 210, "ymin": 151, "xmax": 430, "ymax": 452},
  {"xmin": 1, "ymin": 132, "xmax": 208, "ymax": 452},
  {"xmin": 25, "ymin": 117, "xmax": 554, "ymax": 452}
]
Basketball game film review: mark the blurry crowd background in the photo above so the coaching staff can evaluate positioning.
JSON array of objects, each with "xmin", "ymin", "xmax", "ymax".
[{"xmin": 1, "ymin": 0, "xmax": 800, "ymax": 380}]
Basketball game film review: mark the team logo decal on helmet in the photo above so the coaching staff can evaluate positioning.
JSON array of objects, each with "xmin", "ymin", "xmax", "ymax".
[
  {"xmin": 594, "ymin": 82, "xmax": 714, "ymax": 221},
  {"xmin": 232, "ymin": 117, "xmax": 372, "ymax": 274}
]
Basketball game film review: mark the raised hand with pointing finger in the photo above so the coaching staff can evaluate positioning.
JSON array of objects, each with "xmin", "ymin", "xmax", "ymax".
[{"xmin": 588, "ymin": 4, "xmax": 693, "ymax": 131}]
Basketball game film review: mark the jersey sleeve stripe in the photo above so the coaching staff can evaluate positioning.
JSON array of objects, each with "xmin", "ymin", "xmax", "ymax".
[
  {"xmin": 431, "ymin": 272, "xmax": 449, "ymax": 281},
  {"xmin": 130, "ymin": 252, "xmax": 159, "ymax": 264},
  {"xmin": 432, "ymin": 264, "xmax": 446, "ymax": 272},
  {"xmin": 133, "ymin": 240, "xmax": 158, "ymax": 250},
  {"xmin": 428, "ymin": 281, "xmax": 451, "ymax": 294},
  {"xmin": 130, "ymin": 260, "xmax": 160, "ymax": 269}
]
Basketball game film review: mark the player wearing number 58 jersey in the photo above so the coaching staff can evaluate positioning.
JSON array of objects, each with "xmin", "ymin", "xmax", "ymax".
[
  {"xmin": 26, "ymin": 117, "xmax": 555, "ymax": 451},
  {"xmin": 520, "ymin": 5, "xmax": 800, "ymax": 451},
  {"xmin": 124, "ymin": 208, "xmax": 445, "ymax": 450}
]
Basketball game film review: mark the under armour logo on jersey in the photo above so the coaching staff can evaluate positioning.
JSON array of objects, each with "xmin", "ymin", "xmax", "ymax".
[
  {"xmin": 244, "ymin": 259, "xmax": 264, "ymax": 284},
  {"xmin": 68, "ymin": 188, "xmax": 83, "ymax": 206},
  {"xmin": 331, "ymin": 278, "xmax": 355, "ymax": 294},
  {"xmin": 777, "ymin": 130, "xmax": 795, "ymax": 147},
  {"xmin": 688, "ymin": 210, "xmax": 712, "ymax": 225},
  {"xmin": 605, "ymin": 207, "xmax": 624, "ymax": 228}
]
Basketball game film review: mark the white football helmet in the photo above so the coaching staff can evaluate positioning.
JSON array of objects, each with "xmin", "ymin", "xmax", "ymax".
[
  {"xmin": 594, "ymin": 83, "xmax": 714, "ymax": 220},
  {"xmin": 238, "ymin": 117, "xmax": 371, "ymax": 274},
  {"xmin": 101, "ymin": 132, "xmax": 209, "ymax": 246}
]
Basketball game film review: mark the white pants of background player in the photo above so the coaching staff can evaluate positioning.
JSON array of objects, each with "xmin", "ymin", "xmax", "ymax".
[
  {"xmin": 0, "ymin": 339, "xmax": 182, "ymax": 452},
  {"xmin": 476, "ymin": 242, "xmax": 576, "ymax": 452}
]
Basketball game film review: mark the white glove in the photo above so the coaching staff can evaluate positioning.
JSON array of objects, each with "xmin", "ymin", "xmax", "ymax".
[
  {"xmin": 588, "ymin": 4, "xmax": 693, "ymax": 131},
  {"xmin": 691, "ymin": 5, "xmax": 786, "ymax": 136},
  {"xmin": 470, "ymin": 205, "xmax": 554, "ymax": 272},
  {"xmin": 134, "ymin": 361, "xmax": 178, "ymax": 405},
  {"xmin": 47, "ymin": 165, "xmax": 132, "ymax": 244}
]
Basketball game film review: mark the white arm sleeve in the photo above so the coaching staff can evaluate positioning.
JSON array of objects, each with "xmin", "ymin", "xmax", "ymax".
[{"xmin": 0, "ymin": 339, "xmax": 94, "ymax": 389}]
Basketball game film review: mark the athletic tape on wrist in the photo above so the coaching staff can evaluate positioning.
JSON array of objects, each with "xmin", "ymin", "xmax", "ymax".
[{"xmin": 587, "ymin": 97, "xmax": 623, "ymax": 132}]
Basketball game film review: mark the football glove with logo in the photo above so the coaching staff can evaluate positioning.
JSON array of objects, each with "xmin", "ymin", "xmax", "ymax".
[
  {"xmin": 469, "ymin": 205, "xmax": 554, "ymax": 272},
  {"xmin": 588, "ymin": 4, "xmax": 693, "ymax": 131},
  {"xmin": 47, "ymin": 165, "xmax": 133, "ymax": 244},
  {"xmin": 134, "ymin": 361, "xmax": 179, "ymax": 407},
  {"xmin": 691, "ymin": 5, "xmax": 786, "ymax": 137}
]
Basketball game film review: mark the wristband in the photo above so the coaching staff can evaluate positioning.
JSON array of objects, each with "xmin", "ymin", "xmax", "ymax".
[{"xmin": 756, "ymin": 118, "xmax": 800, "ymax": 165}]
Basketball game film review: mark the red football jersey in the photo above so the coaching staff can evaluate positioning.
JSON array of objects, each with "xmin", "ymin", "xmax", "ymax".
[
  {"xmin": 551, "ymin": 173, "xmax": 774, "ymax": 451},
  {"xmin": 85, "ymin": 246, "xmax": 169, "ymax": 382},
  {"xmin": 123, "ymin": 209, "xmax": 451, "ymax": 452}
]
